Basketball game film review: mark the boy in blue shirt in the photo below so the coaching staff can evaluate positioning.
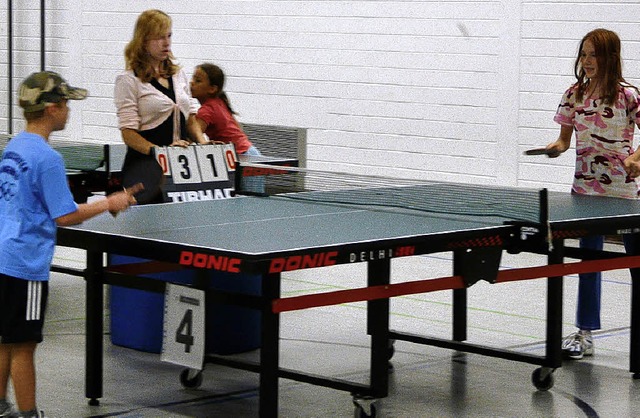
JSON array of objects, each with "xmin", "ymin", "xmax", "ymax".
[{"xmin": 0, "ymin": 71, "xmax": 141, "ymax": 418}]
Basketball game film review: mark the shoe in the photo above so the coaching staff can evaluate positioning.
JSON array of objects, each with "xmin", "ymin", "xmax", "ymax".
[
  {"xmin": 562, "ymin": 330, "xmax": 594, "ymax": 360},
  {"xmin": 12, "ymin": 410, "xmax": 46, "ymax": 418},
  {"xmin": 0, "ymin": 402, "xmax": 16, "ymax": 418}
]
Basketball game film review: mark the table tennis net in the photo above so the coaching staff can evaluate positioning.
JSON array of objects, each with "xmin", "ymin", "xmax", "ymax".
[
  {"xmin": 237, "ymin": 162, "xmax": 544, "ymax": 224},
  {"xmin": 0, "ymin": 134, "xmax": 105, "ymax": 171}
]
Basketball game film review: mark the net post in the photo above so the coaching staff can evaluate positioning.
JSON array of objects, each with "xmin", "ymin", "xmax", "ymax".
[
  {"xmin": 234, "ymin": 162, "xmax": 242, "ymax": 192},
  {"xmin": 103, "ymin": 144, "xmax": 111, "ymax": 174}
]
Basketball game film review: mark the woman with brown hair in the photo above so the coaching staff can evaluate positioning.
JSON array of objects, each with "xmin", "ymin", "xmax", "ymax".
[{"xmin": 114, "ymin": 9, "xmax": 204, "ymax": 203}]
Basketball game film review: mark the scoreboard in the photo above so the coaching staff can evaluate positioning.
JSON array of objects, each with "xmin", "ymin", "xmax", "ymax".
[{"xmin": 152, "ymin": 144, "xmax": 237, "ymax": 203}]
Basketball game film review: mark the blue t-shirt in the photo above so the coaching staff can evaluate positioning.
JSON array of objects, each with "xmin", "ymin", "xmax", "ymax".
[{"xmin": 0, "ymin": 132, "xmax": 78, "ymax": 281}]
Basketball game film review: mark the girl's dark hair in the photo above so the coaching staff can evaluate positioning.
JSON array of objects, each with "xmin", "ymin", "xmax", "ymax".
[
  {"xmin": 573, "ymin": 28, "xmax": 637, "ymax": 104},
  {"xmin": 196, "ymin": 63, "xmax": 236, "ymax": 115}
]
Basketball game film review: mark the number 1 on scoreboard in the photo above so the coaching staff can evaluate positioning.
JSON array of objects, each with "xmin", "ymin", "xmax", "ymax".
[{"xmin": 195, "ymin": 144, "xmax": 229, "ymax": 182}]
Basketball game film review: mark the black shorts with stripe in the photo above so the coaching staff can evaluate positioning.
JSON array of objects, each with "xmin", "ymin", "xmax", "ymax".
[{"xmin": 0, "ymin": 273, "xmax": 49, "ymax": 344}]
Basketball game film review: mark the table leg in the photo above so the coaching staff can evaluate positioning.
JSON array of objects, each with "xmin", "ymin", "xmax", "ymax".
[
  {"xmin": 545, "ymin": 241, "xmax": 563, "ymax": 369},
  {"xmin": 367, "ymin": 259, "xmax": 389, "ymax": 398},
  {"xmin": 625, "ymin": 233, "xmax": 640, "ymax": 376},
  {"xmin": 452, "ymin": 250, "xmax": 467, "ymax": 341},
  {"xmin": 85, "ymin": 250, "xmax": 104, "ymax": 405},
  {"xmin": 259, "ymin": 273, "xmax": 280, "ymax": 417},
  {"xmin": 631, "ymin": 274, "xmax": 640, "ymax": 375}
]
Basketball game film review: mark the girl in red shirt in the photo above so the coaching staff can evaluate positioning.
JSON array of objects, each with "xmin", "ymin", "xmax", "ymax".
[
  {"xmin": 190, "ymin": 64, "xmax": 256, "ymax": 153},
  {"xmin": 190, "ymin": 63, "xmax": 264, "ymax": 193}
]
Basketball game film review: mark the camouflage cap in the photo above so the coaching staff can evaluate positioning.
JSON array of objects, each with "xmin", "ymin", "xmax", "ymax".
[{"xmin": 19, "ymin": 71, "xmax": 88, "ymax": 113}]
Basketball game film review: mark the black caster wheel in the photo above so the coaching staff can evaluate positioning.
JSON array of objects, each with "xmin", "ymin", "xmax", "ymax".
[
  {"xmin": 180, "ymin": 368, "xmax": 203, "ymax": 389},
  {"xmin": 353, "ymin": 396, "xmax": 377, "ymax": 418},
  {"xmin": 531, "ymin": 367, "xmax": 554, "ymax": 391},
  {"xmin": 88, "ymin": 398, "xmax": 100, "ymax": 406}
]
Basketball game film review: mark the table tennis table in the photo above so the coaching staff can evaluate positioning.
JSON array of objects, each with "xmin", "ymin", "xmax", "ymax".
[{"xmin": 54, "ymin": 175, "xmax": 640, "ymax": 417}]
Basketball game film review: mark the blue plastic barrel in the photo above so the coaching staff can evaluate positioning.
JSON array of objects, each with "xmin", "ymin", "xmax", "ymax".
[{"xmin": 109, "ymin": 254, "xmax": 261, "ymax": 355}]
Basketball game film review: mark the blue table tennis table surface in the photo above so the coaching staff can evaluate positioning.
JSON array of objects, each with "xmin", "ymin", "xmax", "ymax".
[{"xmin": 58, "ymin": 189, "xmax": 640, "ymax": 258}]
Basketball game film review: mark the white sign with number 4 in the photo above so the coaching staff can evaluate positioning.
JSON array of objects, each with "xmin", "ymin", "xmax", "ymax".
[{"xmin": 161, "ymin": 283, "xmax": 205, "ymax": 370}]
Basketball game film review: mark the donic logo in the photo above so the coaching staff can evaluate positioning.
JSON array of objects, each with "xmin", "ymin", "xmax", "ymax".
[
  {"xmin": 179, "ymin": 251, "xmax": 241, "ymax": 273},
  {"xmin": 269, "ymin": 252, "xmax": 338, "ymax": 273}
]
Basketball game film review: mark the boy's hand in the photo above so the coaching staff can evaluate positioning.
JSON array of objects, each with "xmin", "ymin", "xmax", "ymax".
[{"xmin": 108, "ymin": 183, "xmax": 143, "ymax": 215}]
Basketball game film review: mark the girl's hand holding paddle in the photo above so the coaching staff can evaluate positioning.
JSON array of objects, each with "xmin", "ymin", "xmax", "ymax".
[
  {"xmin": 524, "ymin": 140, "xmax": 568, "ymax": 158},
  {"xmin": 544, "ymin": 126, "xmax": 572, "ymax": 158},
  {"xmin": 543, "ymin": 142, "xmax": 563, "ymax": 158}
]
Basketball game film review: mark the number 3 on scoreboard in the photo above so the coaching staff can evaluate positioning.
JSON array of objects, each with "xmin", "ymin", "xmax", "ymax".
[{"xmin": 161, "ymin": 284, "xmax": 205, "ymax": 370}]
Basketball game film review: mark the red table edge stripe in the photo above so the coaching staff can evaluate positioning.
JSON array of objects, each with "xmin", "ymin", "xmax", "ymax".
[{"xmin": 271, "ymin": 255, "xmax": 640, "ymax": 313}]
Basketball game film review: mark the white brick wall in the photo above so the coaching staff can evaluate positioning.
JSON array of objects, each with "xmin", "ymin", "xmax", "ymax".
[{"xmin": 2, "ymin": 1, "xmax": 640, "ymax": 192}]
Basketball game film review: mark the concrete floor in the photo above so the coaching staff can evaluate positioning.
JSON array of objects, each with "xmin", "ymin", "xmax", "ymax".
[{"xmin": 9, "ymin": 241, "xmax": 640, "ymax": 417}]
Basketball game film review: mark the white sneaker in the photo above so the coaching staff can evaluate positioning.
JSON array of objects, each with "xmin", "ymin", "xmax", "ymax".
[{"xmin": 562, "ymin": 330, "xmax": 594, "ymax": 360}]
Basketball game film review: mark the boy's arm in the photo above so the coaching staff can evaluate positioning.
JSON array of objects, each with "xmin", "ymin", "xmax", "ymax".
[{"xmin": 55, "ymin": 186, "xmax": 141, "ymax": 226}]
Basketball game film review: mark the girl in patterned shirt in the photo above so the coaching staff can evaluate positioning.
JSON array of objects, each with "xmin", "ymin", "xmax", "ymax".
[{"xmin": 545, "ymin": 28, "xmax": 640, "ymax": 360}]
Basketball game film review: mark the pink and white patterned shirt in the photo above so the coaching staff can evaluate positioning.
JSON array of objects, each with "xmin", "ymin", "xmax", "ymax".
[{"xmin": 554, "ymin": 84, "xmax": 640, "ymax": 199}]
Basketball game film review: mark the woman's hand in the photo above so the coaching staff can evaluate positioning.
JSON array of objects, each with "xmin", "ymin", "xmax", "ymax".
[{"xmin": 170, "ymin": 139, "xmax": 191, "ymax": 148}]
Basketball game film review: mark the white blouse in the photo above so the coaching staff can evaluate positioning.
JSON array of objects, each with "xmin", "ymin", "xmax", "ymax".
[{"xmin": 114, "ymin": 69, "xmax": 199, "ymax": 142}]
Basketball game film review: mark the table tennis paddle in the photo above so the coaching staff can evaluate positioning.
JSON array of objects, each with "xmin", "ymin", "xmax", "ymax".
[
  {"xmin": 523, "ymin": 148, "xmax": 560, "ymax": 157},
  {"xmin": 122, "ymin": 157, "xmax": 165, "ymax": 205}
]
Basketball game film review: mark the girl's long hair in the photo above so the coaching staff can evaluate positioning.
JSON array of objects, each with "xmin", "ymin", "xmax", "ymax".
[
  {"xmin": 124, "ymin": 9, "xmax": 179, "ymax": 83},
  {"xmin": 197, "ymin": 63, "xmax": 236, "ymax": 115},
  {"xmin": 574, "ymin": 28, "xmax": 636, "ymax": 104}
]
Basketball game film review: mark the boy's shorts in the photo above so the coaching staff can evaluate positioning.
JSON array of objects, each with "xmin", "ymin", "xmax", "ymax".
[{"xmin": 0, "ymin": 273, "xmax": 48, "ymax": 344}]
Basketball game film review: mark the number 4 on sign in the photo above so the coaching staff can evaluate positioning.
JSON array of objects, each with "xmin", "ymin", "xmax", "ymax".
[
  {"xmin": 161, "ymin": 284, "xmax": 205, "ymax": 370},
  {"xmin": 176, "ymin": 309, "xmax": 194, "ymax": 352}
]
